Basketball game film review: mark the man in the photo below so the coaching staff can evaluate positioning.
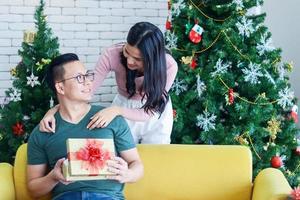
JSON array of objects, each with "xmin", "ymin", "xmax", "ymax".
[{"xmin": 27, "ymin": 53, "xmax": 143, "ymax": 200}]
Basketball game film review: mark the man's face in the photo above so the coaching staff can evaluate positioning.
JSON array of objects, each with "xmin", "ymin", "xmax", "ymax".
[{"xmin": 56, "ymin": 61, "xmax": 93, "ymax": 102}]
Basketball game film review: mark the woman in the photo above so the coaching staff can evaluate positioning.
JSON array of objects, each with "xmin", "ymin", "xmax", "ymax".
[{"xmin": 40, "ymin": 22, "xmax": 178, "ymax": 144}]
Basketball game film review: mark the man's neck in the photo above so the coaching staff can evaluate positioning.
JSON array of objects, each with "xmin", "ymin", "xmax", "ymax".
[{"xmin": 58, "ymin": 101, "xmax": 91, "ymax": 124}]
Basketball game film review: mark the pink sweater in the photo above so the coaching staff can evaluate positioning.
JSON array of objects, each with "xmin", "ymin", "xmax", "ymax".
[{"xmin": 93, "ymin": 43, "xmax": 178, "ymax": 121}]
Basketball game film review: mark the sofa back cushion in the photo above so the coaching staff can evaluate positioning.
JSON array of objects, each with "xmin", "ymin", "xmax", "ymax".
[
  {"xmin": 15, "ymin": 144, "xmax": 252, "ymax": 200},
  {"xmin": 125, "ymin": 145, "xmax": 252, "ymax": 200}
]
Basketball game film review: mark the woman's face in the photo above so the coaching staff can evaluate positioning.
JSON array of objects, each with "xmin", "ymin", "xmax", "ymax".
[{"xmin": 123, "ymin": 43, "xmax": 144, "ymax": 72}]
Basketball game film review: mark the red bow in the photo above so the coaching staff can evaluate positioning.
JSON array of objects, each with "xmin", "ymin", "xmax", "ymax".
[{"xmin": 75, "ymin": 139, "xmax": 111, "ymax": 175}]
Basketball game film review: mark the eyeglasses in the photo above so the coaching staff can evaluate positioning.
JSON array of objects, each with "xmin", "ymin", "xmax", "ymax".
[{"xmin": 56, "ymin": 71, "xmax": 95, "ymax": 84}]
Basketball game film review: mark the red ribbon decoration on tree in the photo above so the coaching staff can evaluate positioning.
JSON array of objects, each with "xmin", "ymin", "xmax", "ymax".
[
  {"xmin": 229, "ymin": 88, "xmax": 234, "ymax": 105},
  {"xmin": 190, "ymin": 58, "xmax": 197, "ymax": 69},
  {"xmin": 74, "ymin": 139, "xmax": 111, "ymax": 175},
  {"xmin": 166, "ymin": 18, "xmax": 172, "ymax": 30},
  {"xmin": 12, "ymin": 122, "xmax": 24, "ymax": 136}
]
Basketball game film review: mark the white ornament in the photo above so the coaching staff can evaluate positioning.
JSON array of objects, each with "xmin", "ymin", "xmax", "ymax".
[
  {"xmin": 263, "ymin": 70, "xmax": 276, "ymax": 86},
  {"xmin": 236, "ymin": 16, "xmax": 255, "ymax": 38},
  {"xmin": 0, "ymin": 97, "xmax": 9, "ymax": 109},
  {"xmin": 171, "ymin": 0, "xmax": 185, "ymax": 17},
  {"xmin": 196, "ymin": 74, "xmax": 206, "ymax": 98},
  {"xmin": 278, "ymin": 87, "xmax": 294, "ymax": 110},
  {"xmin": 171, "ymin": 78, "xmax": 187, "ymax": 95},
  {"xmin": 292, "ymin": 105, "xmax": 298, "ymax": 113},
  {"xmin": 196, "ymin": 111, "xmax": 217, "ymax": 132},
  {"xmin": 27, "ymin": 72, "xmax": 40, "ymax": 87},
  {"xmin": 263, "ymin": 142, "xmax": 269, "ymax": 151},
  {"xmin": 23, "ymin": 115, "xmax": 30, "ymax": 121},
  {"xmin": 9, "ymin": 88, "xmax": 21, "ymax": 102},
  {"xmin": 211, "ymin": 58, "xmax": 232, "ymax": 77},
  {"xmin": 165, "ymin": 31, "xmax": 178, "ymax": 49},
  {"xmin": 257, "ymin": 33, "xmax": 275, "ymax": 56},
  {"xmin": 246, "ymin": 5, "xmax": 262, "ymax": 16},
  {"xmin": 50, "ymin": 97, "xmax": 54, "ymax": 108},
  {"xmin": 232, "ymin": 0, "xmax": 244, "ymax": 11},
  {"xmin": 277, "ymin": 64, "xmax": 285, "ymax": 80},
  {"xmin": 242, "ymin": 62, "xmax": 263, "ymax": 84}
]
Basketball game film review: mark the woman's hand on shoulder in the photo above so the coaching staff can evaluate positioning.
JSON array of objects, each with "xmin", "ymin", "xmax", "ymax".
[
  {"xmin": 87, "ymin": 106, "xmax": 122, "ymax": 130},
  {"xmin": 39, "ymin": 105, "xmax": 59, "ymax": 133}
]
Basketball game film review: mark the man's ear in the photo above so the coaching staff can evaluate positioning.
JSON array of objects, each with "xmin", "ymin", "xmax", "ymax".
[{"xmin": 55, "ymin": 82, "xmax": 64, "ymax": 95}]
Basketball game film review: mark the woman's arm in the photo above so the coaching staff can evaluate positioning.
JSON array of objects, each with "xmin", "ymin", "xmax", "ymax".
[
  {"xmin": 87, "ymin": 106, "xmax": 154, "ymax": 130},
  {"xmin": 92, "ymin": 47, "xmax": 113, "ymax": 93}
]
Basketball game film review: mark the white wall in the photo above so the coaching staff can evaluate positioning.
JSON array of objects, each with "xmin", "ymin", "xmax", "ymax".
[
  {"xmin": 262, "ymin": 0, "xmax": 300, "ymax": 108},
  {"xmin": 0, "ymin": 0, "xmax": 168, "ymax": 106}
]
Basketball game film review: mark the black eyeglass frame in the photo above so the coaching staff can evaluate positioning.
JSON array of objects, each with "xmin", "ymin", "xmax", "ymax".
[{"xmin": 56, "ymin": 70, "xmax": 95, "ymax": 84}]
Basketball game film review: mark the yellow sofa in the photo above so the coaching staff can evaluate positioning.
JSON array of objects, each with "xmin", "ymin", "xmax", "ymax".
[{"xmin": 0, "ymin": 144, "xmax": 292, "ymax": 200}]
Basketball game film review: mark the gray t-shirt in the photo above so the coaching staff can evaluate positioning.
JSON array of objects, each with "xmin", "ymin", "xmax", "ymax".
[{"xmin": 27, "ymin": 105, "xmax": 135, "ymax": 200}]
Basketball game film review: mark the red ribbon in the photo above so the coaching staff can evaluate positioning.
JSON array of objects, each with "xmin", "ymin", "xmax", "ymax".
[
  {"xmin": 229, "ymin": 88, "xmax": 234, "ymax": 105},
  {"xmin": 70, "ymin": 139, "xmax": 111, "ymax": 175}
]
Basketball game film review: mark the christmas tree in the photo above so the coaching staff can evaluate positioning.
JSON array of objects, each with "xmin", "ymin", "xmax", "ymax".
[
  {"xmin": 166, "ymin": 0, "xmax": 300, "ymax": 186},
  {"xmin": 0, "ymin": 0, "xmax": 59, "ymax": 163}
]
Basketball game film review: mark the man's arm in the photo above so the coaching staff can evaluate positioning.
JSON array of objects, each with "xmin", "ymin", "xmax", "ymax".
[
  {"xmin": 106, "ymin": 148, "xmax": 144, "ymax": 183},
  {"xmin": 27, "ymin": 158, "xmax": 68, "ymax": 198}
]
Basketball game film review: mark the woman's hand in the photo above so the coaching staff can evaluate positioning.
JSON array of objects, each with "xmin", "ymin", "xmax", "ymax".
[
  {"xmin": 39, "ymin": 105, "xmax": 59, "ymax": 133},
  {"xmin": 106, "ymin": 157, "xmax": 131, "ymax": 183},
  {"xmin": 87, "ymin": 106, "xmax": 122, "ymax": 130}
]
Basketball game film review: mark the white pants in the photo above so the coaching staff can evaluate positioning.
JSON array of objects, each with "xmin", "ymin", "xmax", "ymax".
[{"xmin": 112, "ymin": 94, "xmax": 173, "ymax": 144}]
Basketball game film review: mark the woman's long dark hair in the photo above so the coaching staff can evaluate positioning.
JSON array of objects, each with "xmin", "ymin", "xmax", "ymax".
[{"xmin": 122, "ymin": 22, "xmax": 169, "ymax": 115}]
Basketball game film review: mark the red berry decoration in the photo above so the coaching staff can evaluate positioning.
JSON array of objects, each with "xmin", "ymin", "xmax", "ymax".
[
  {"xmin": 270, "ymin": 156, "xmax": 283, "ymax": 168},
  {"xmin": 295, "ymin": 147, "xmax": 300, "ymax": 156}
]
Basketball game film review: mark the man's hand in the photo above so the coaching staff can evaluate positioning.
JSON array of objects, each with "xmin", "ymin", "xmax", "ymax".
[
  {"xmin": 27, "ymin": 157, "xmax": 72, "ymax": 198},
  {"xmin": 50, "ymin": 158, "xmax": 71, "ymax": 185},
  {"xmin": 106, "ymin": 157, "xmax": 131, "ymax": 183}
]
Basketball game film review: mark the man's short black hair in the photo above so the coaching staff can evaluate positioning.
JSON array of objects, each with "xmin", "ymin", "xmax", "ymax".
[{"xmin": 46, "ymin": 53, "xmax": 79, "ymax": 93}]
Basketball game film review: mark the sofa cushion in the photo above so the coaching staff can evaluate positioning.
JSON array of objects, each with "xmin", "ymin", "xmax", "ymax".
[{"xmin": 125, "ymin": 145, "xmax": 252, "ymax": 200}]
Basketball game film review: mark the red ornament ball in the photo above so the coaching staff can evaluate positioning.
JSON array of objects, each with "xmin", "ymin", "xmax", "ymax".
[
  {"xmin": 295, "ymin": 147, "xmax": 300, "ymax": 156},
  {"xmin": 173, "ymin": 109, "xmax": 177, "ymax": 118},
  {"xmin": 270, "ymin": 156, "xmax": 283, "ymax": 168}
]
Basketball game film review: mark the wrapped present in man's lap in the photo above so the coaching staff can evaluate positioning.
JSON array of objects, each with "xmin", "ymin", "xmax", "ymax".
[{"xmin": 63, "ymin": 138, "xmax": 115, "ymax": 181}]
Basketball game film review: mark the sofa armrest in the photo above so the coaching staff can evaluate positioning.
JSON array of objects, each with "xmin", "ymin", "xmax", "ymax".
[
  {"xmin": 0, "ymin": 163, "xmax": 16, "ymax": 200},
  {"xmin": 252, "ymin": 168, "xmax": 291, "ymax": 200}
]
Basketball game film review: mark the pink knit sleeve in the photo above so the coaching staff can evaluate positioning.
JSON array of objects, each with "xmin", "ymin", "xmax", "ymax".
[
  {"xmin": 120, "ymin": 54, "xmax": 178, "ymax": 121},
  {"xmin": 165, "ymin": 54, "xmax": 178, "ymax": 92},
  {"xmin": 92, "ymin": 49, "xmax": 112, "ymax": 93}
]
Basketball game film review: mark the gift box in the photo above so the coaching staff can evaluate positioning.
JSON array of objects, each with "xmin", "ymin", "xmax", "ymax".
[{"xmin": 63, "ymin": 138, "xmax": 115, "ymax": 181}]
